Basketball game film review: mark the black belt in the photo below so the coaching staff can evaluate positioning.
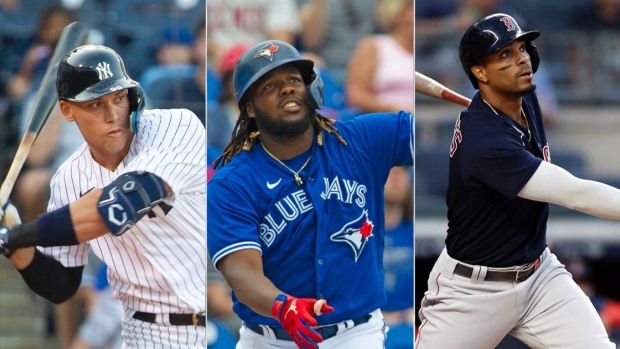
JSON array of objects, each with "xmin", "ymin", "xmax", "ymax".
[
  {"xmin": 454, "ymin": 257, "xmax": 541, "ymax": 283},
  {"xmin": 132, "ymin": 311, "xmax": 206, "ymax": 326},
  {"xmin": 245, "ymin": 314, "xmax": 372, "ymax": 341}
]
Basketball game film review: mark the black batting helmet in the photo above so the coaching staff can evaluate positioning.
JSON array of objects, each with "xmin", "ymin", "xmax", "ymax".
[
  {"xmin": 459, "ymin": 13, "xmax": 540, "ymax": 89},
  {"xmin": 56, "ymin": 45, "xmax": 145, "ymax": 132},
  {"xmin": 233, "ymin": 40, "xmax": 324, "ymax": 110}
]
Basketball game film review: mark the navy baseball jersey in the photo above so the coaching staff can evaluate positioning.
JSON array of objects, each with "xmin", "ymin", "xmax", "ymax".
[
  {"xmin": 446, "ymin": 92, "xmax": 549, "ymax": 267},
  {"xmin": 208, "ymin": 111, "xmax": 413, "ymax": 326}
]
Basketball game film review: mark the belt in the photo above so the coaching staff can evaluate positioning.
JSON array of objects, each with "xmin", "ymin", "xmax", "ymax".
[
  {"xmin": 454, "ymin": 257, "xmax": 541, "ymax": 283},
  {"xmin": 245, "ymin": 313, "xmax": 372, "ymax": 341},
  {"xmin": 132, "ymin": 311, "xmax": 206, "ymax": 326}
]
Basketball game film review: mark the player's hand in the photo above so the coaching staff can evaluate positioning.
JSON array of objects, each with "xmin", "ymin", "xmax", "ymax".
[
  {"xmin": 272, "ymin": 293, "xmax": 334, "ymax": 349},
  {"xmin": 0, "ymin": 199, "xmax": 21, "ymax": 227},
  {"xmin": 0, "ymin": 226, "xmax": 13, "ymax": 257},
  {"xmin": 0, "ymin": 198, "xmax": 6, "ymax": 223}
]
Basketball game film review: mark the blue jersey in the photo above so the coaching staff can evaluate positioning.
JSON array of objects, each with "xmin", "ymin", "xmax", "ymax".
[
  {"xmin": 382, "ymin": 220, "xmax": 414, "ymax": 312},
  {"xmin": 207, "ymin": 111, "xmax": 413, "ymax": 326},
  {"xmin": 446, "ymin": 92, "xmax": 549, "ymax": 267}
]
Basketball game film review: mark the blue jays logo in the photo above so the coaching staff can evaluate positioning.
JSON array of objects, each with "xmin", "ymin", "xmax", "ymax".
[
  {"xmin": 254, "ymin": 43, "xmax": 279, "ymax": 61},
  {"xmin": 330, "ymin": 210, "xmax": 374, "ymax": 262}
]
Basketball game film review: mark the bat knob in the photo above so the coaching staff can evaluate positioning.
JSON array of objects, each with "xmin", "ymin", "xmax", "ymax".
[{"xmin": 314, "ymin": 299, "xmax": 326, "ymax": 316}]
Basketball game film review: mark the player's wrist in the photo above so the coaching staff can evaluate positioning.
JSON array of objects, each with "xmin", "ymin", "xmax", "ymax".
[
  {"xmin": 0, "ymin": 227, "xmax": 14, "ymax": 257},
  {"xmin": 271, "ymin": 293, "xmax": 290, "ymax": 320},
  {"xmin": 0, "ymin": 219, "xmax": 41, "ymax": 252},
  {"xmin": 1, "ymin": 205, "xmax": 79, "ymax": 252},
  {"xmin": 37, "ymin": 205, "xmax": 78, "ymax": 247}
]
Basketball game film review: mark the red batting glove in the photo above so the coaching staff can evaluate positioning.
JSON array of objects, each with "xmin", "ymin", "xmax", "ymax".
[{"xmin": 272, "ymin": 293, "xmax": 334, "ymax": 349}]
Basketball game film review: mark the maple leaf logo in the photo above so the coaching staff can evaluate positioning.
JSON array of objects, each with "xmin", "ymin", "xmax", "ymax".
[
  {"xmin": 254, "ymin": 43, "xmax": 279, "ymax": 61},
  {"xmin": 330, "ymin": 210, "xmax": 374, "ymax": 262},
  {"xmin": 360, "ymin": 220, "xmax": 373, "ymax": 238}
]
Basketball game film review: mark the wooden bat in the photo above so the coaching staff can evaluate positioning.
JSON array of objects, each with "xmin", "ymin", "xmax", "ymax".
[
  {"xmin": 415, "ymin": 71, "xmax": 471, "ymax": 107},
  {"xmin": 0, "ymin": 22, "xmax": 89, "ymax": 226}
]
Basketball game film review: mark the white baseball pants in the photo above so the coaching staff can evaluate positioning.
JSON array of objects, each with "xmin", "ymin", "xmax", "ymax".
[
  {"xmin": 236, "ymin": 308, "xmax": 388, "ymax": 348},
  {"xmin": 416, "ymin": 247, "xmax": 614, "ymax": 349}
]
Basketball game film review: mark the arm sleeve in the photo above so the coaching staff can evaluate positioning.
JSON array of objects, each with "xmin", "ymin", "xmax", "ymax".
[
  {"xmin": 519, "ymin": 160, "xmax": 620, "ymax": 220},
  {"xmin": 18, "ymin": 249, "xmax": 84, "ymax": 304}
]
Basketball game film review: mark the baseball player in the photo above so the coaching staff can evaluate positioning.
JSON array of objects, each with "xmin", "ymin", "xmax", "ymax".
[
  {"xmin": 207, "ymin": 40, "xmax": 413, "ymax": 349},
  {"xmin": 416, "ymin": 13, "xmax": 620, "ymax": 349},
  {"xmin": 0, "ymin": 45, "xmax": 206, "ymax": 348}
]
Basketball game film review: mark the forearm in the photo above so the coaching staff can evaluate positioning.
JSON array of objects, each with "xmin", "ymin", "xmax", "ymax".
[
  {"xmin": 9, "ymin": 247, "xmax": 35, "ymax": 270},
  {"xmin": 300, "ymin": 0, "xmax": 328, "ymax": 50},
  {"xmin": 519, "ymin": 161, "xmax": 620, "ymax": 219},
  {"xmin": 218, "ymin": 250, "xmax": 281, "ymax": 318},
  {"xmin": 225, "ymin": 265, "xmax": 281, "ymax": 317},
  {"xmin": 4, "ymin": 172, "xmax": 171, "ymax": 250},
  {"xmin": 69, "ymin": 188, "xmax": 111, "ymax": 242},
  {"xmin": 17, "ymin": 248, "xmax": 83, "ymax": 304},
  {"xmin": 4, "ymin": 190, "xmax": 108, "ymax": 251}
]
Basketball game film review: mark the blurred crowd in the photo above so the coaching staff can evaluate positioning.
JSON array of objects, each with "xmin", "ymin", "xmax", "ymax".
[
  {"xmin": 417, "ymin": 0, "xmax": 620, "ymax": 105},
  {"xmin": 0, "ymin": 1, "xmax": 204, "ymax": 348},
  {"xmin": 206, "ymin": 0, "xmax": 414, "ymax": 348}
]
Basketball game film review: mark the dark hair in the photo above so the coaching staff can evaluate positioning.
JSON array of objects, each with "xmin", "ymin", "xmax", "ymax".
[{"xmin": 213, "ymin": 110, "xmax": 348, "ymax": 168}]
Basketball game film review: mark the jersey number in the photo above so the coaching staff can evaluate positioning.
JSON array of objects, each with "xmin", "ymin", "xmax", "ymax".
[{"xmin": 449, "ymin": 116, "xmax": 462, "ymax": 157}]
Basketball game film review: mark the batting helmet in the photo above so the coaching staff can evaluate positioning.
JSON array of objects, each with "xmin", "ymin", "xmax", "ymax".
[
  {"xmin": 56, "ymin": 45, "xmax": 145, "ymax": 132},
  {"xmin": 233, "ymin": 40, "xmax": 324, "ymax": 110},
  {"xmin": 459, "ymin": 13, "xmax": 540, "ymax": 89}
]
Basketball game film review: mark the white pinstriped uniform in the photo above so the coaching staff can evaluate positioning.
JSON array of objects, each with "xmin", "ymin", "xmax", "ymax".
[{"xmin": 40, "ymin": 108, "xmax": 206, "ymax": 348}]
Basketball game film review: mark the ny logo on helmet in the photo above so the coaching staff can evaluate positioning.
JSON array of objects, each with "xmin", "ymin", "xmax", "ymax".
[
  {"xmin": 253, "ymin": 43, "xmax": 279, "ymax": 61},
  {"xmin": 500, "ymin": 16, "xmax": 515, "ymax": 31},
  {"xmin": 97, "ymin": 62, "xmax": 113, "ymax": 80}
]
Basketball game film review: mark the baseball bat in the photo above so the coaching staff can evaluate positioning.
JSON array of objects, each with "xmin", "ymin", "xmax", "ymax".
[
  {"xmin": 415, "ymin": 71, "xmax": 471, "ymax": 107},
  {"xmin": 0, "ymin": 21, "xmax": 89, "ymax": 226}
]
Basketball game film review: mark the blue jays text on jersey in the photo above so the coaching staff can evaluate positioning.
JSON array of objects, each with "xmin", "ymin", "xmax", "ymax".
[{"xmin": 208, "ymin": 111, "xmax": 413, "ymax": 327}]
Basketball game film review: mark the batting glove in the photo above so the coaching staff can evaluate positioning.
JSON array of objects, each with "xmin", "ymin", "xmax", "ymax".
[
  {"xmin": 0, "ymin": 199, "xmax": 21, "ymax": 227},
  {"xmin": 0, "ymin": 199, "xmax": 7, "ymax": 223},
  {"xmin": 0, "ymin": 226, "xmax": 12, "ymax": 257},
  {"xmin": 272, "ymin": 293, "xmax": 334, "ymax": 349}
]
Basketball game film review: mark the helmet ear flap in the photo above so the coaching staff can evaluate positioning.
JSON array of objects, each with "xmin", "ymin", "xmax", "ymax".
[
  {"xmin": 128, "ymin": 86, "xmax": 145, "ymax": 133},
  {"xmin": 526, "ymin": 42, "xmax": 540, "ymax": 74},
  {"xmin": 305, "ymin": 71, "xmax": 324, "ymax": 110}
]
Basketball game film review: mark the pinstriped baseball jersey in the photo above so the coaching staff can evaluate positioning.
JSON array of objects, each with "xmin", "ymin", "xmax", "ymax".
[{"xmin": 41, "ymin": 108, "xmax": 206, "ymax": 347}]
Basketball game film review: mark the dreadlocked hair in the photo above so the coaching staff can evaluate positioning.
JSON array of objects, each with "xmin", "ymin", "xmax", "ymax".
[{"xmin": 213, "ymin": 111, "xmax": 348, "ymax": 168}]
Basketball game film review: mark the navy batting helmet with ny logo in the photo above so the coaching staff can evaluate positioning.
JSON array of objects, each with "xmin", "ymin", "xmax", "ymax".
[{"xmin": 56, "ymin": 45, "xmax": 145, "ymax": 132}]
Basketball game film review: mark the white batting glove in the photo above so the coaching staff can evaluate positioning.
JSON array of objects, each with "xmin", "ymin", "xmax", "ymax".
[{"xmin": 0, "ymin": 199, "xmax": 21, "ymax": 226}]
